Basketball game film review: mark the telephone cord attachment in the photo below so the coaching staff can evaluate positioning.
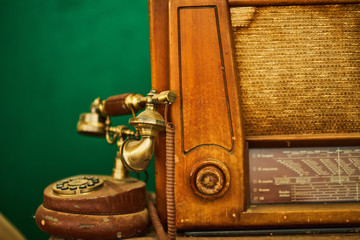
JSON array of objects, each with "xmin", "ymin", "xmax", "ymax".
[
  {"xmin": 148, "ymin": 103, "xmax": 176, "ymax": 240},
  {"xmin": 165, "ymin": 103, "xmax": 177, "ymax": 240}
]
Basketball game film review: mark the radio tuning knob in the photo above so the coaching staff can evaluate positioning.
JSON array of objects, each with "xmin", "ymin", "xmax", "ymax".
[{"xmin": 190, "ymin": 159, "xmax": 230, "ymax": 199}]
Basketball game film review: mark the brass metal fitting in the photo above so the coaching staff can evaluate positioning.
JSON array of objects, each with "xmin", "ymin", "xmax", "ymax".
[{"xmin": 77, "ymin": 89, "xmax": 177, "ymax": 177}]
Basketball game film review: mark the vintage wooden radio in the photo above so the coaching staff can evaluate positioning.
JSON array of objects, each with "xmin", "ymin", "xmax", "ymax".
[
  {"xmin": 35, "ymin": 0, "xmax": 360, "ymax": 238},
  {"xmin": 150, "ymin": 0, "xmax": 360, "ymax": 231}
]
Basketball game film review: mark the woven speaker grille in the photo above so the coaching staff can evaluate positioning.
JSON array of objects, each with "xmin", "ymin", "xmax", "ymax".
[{"xmin": 231, "ymin": 4, "xmax": 360, "ymax": 136}]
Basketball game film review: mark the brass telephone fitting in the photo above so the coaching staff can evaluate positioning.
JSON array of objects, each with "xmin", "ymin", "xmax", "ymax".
[
  {"xmin": 122, "ymin": 90, "xmax": 175, "ymax": 172},
  {"xmin": 77, "ymin": 90, "xmax": 176, "ymax": 178}
]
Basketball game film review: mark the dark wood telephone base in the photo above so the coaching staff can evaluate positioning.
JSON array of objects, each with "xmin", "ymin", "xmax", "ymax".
[
  {"xmin": 35, "ymin": 175, "xmax": 149, "ymax": 239},
  {"xmin": 42, "ymin": 175, "xmax": 147, "ymax": 215},
  {"xmin": 35, "ymin": 205, "xmax": 149, "ymax": 239}
]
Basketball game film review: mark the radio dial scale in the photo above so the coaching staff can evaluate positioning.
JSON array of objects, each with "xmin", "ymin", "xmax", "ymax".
[{"xmin": 250, "ymin": 146, "xmax": 360, "ymax": 204}]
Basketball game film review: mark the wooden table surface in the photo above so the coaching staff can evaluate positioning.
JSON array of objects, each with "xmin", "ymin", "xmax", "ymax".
[
  {"xmin": 133, "ymin": 234, "xmax": 360, "ymax": 240},
  {"xmin": 48, "ymin": 227, "xmax": 360, "ymax": 240},
  {"xmin": 49, "ymin": 233, "xmax": 360, "ymax": 240},
  {"xmin": 131, "ymin": 228, "xmax": 360, "ymax": 240}
]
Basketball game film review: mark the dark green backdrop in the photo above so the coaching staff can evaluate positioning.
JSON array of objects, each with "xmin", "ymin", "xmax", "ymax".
[{"xmin": 0, "ymin": 0, "xmax": 152, "ymax": 239}]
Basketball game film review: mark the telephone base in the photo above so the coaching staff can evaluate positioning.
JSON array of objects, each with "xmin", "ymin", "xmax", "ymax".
[
  {"xmin": 35, "ymin": 204, "xmax": 149, "ymax": 239},
  {"xmin": 35, "ymin": 175, "xmax": 149, "ymax": 239}
]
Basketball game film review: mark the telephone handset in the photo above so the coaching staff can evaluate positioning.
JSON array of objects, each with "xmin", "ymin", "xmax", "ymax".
[{"xmin": 35, "ymin": 90, "xmax": 176, "ymax": 240}]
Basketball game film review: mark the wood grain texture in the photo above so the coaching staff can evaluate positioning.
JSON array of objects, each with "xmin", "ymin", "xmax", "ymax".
[
  {"xmin": 151, "ymin": 0, "xmax": 360, "ymax": 232},
  {"xmin": 35, "ymin": 205, "xmax": 149, "ymax": 239},
  {"xmin": 169, "ymin": 0, "xmax": 245, "ymax": 230},
  {"xmin": 49, "ymin": 232, "xmax": 360, "ymax": 240},
  {"xmin": 149, "ymin": 0, "xmax": 170, "ymax": 225},
  {"xmin": 241, "ymin": 203, "xmax": 360, "ymax": 227},
  {"xmin": 229, "ymin": 0, "xmax": 360, "ymax": 7},
  {"xmin": 42, "ymin": 176, "xmax": 147, "ymax": 215},
  {"xmin": 178, "ymin": 6, "xmax": 233, "ymax": 153},
  {"xmin": 135, "ymin": 234, "xmax": 360, "ymax": 240}
]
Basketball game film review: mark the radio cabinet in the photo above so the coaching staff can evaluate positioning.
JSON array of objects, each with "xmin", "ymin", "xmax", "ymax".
[{"xmin": 150, "ymin": 0, "xmax": 360, "ymax": 230}]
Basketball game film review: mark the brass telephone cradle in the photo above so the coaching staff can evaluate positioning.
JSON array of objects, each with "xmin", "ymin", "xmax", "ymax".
[
  {"xmin": 35, "ymin": 89, "xmax": 176, "ymax": 240},
  {"xmin": 78, "ymin": 89, "xmax": 176, "ymax": 174},
  {"xmin": 77, "ymin": 90, "xmax": 176, "ymax": 175}
]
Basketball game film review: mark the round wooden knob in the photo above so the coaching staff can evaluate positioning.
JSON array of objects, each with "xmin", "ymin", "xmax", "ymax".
[
  {"xmin": 190, "ymin": 159, "xmax": 230, "ymax": 199},
  {"xmin": 195, "ymin": 165, "xmax": 224, "ymax": 195}
]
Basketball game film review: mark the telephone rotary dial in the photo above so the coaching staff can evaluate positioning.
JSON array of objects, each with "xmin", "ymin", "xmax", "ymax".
[{"xmin": 52, "ymin": 176, "xmax": 104, "ymax": 195}]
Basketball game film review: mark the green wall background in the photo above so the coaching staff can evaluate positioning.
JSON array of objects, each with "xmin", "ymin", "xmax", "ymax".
[{"xmin": 0, "ymin": 0, "xmax": 152, "ymax": 239}]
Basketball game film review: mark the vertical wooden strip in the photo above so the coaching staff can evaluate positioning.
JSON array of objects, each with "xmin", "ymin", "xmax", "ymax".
[
  {"xmin": 149, "ymin": 0, "xmax": 170, "ymax": 224},
  {"xmin": 178, "ymin": 6, "xmax": 234, "ymax": 153},
  {"xmin": 169, "ymin": 0, "xmax": 246, "ymax": 230}
]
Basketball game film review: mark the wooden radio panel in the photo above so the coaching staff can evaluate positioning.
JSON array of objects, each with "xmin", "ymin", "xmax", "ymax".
[{"xmin": 150, "ymin": 0, "xmax": 360, "ymax": 230}]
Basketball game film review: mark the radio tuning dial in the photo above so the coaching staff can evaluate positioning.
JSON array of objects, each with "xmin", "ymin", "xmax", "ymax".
[
  {"xmin": 190, "ymin": 159, "xmax": 230, "ymax": 199},
  {"xmin": 196, "ymin": 166, "xmax": 224, "ymax": 195}
]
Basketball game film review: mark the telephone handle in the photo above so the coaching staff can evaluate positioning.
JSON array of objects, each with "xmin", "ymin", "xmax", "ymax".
[
  {"xmin": 104, "ymin": 93, "xmax": 143, "ymax": 116},
  {"xmin": 103, "ymin": 90, "xmax": 176, "ymax": 117}
]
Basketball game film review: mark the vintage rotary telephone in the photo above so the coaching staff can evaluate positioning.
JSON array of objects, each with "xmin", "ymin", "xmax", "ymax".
[{"xmin": 35, "ymin": 89, "xmax": 176, "ymax": 239}]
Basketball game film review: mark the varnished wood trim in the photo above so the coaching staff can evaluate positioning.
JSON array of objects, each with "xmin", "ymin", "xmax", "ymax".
[
  {"xmin": 229, "ymin": 0, "xmax": 360, "ymax": 7},
  {"xmin": 177, "ymin": 6, "xmax": 234, "ymax": 154},
  {"xmin": 149, "ymin": 0, "xmax": 170, "ymax": 225},
  {"xmin": 247, "ymin": 133, "xmax": 360, "ymax": 142},
  {"xmin": 247, "ymin": 134, "xmax": 360, "ymax": 148},
  {"xmin": 240, "ymin": 203, "xmax": 360, "ymax": 228},
  {"xmin": 169, "ymin": 0, "xmax": 247, "ymax": 229},
  {"xmin": 149, "ymin": 0, "xmax": 169, "ymax": 91},
  {"xmin": 247, "ymin": 202, "xmax": 360, "ymax": 212}
]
